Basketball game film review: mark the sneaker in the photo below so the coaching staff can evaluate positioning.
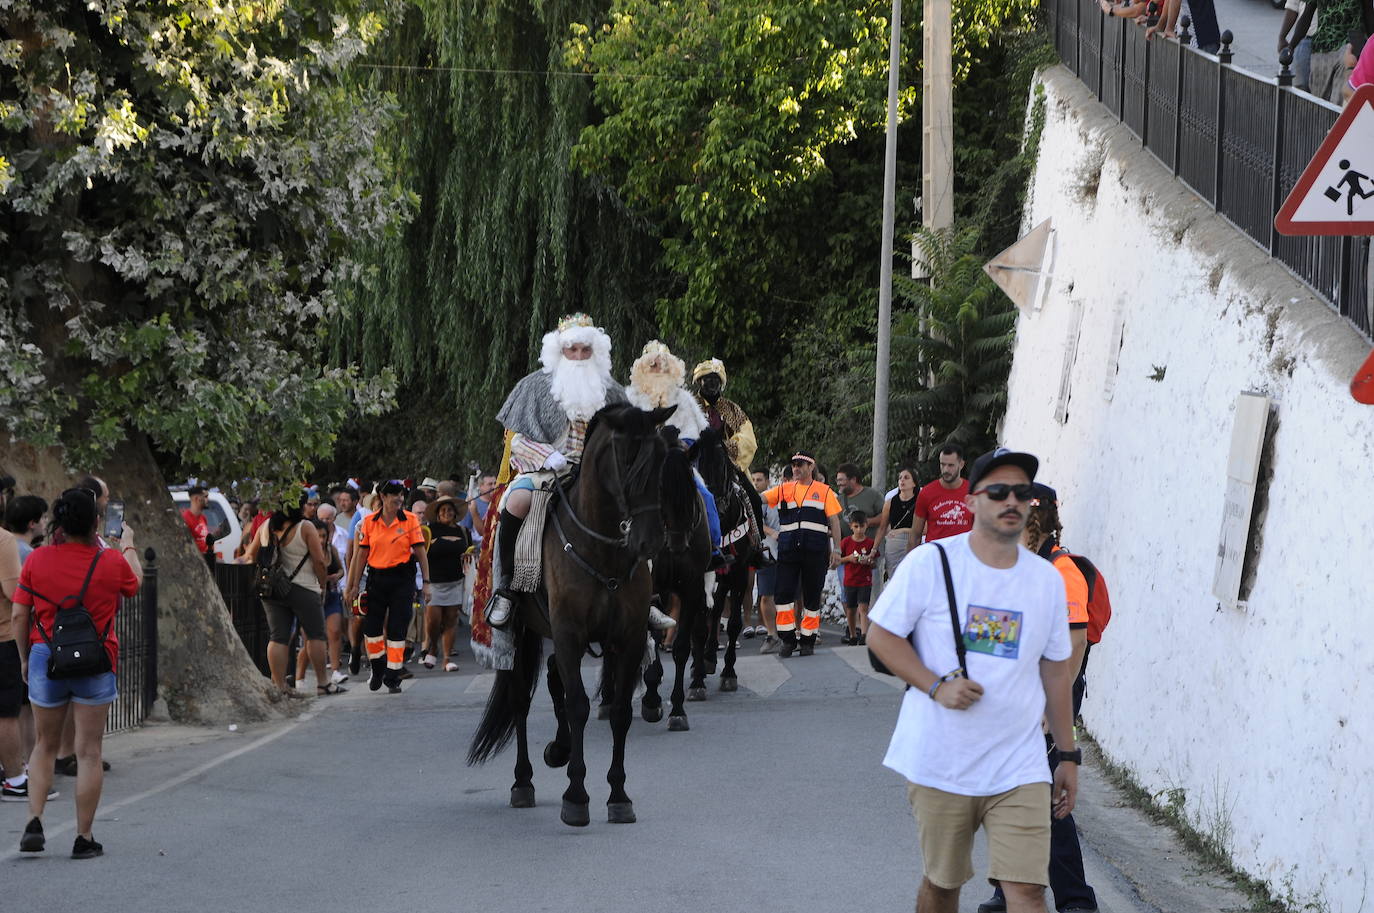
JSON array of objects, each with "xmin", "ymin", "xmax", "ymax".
[
  {"xmin": 444, "ymin": 661, "xmax": 459, "ymax": 672},
  {"xmin": 54, "ymin": 755, "xmax": 77, "ymax": 777},
  {"xmin": 387, "ymin": 681, "xmax": 403, "ymax": 694},
  {"xmin": 422, "ymin": 653, "xmax": 437, "ymax": 670},
  {"xmin": 742, "ymin": 625, "xmax": 757, "ymax": 639},
  {"xmin": 975, "ymin": 895, "xmax": 1006, "ymax": 913},
  {"xmin": 799, "ymin": 643, "xmax": 814, "ymax": 657},
  {"xmin": 398, "ymin": 666, "xmax": 415, "ymax": 680},
  {"xmin": 1, "ymin": 779, "xmax": 58, "ymax": 802},
  {"xmin": 71, "ymin": 834, "xmax": 103, "ymax": 859},
  {"xmin": 759, "ymin": 635, "xmax": 780, "ymax": 655},
  {"xmin": 331, "ymin": 669, "xmax": 349, "ymax": 685},
  {"xmin": 368, "ymin": 673, "xmax": 383, "ymax": 692},
  {"xmin": 779, "ymin": 640, "xmax": 796, "ymax": 659},
  {"xmin": 348, "ymin": 651, "xmax": 362, "ymax": 677},
  {"xmin": 295, "ymin": 678, "xmax": 310, "ymax": 692},
  {"xmin": 20, "ymin": 817, "xmax": 44, "ymax": 853}
]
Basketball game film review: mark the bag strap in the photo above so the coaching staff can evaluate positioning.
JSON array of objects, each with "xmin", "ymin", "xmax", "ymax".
[
  {"xmin": 74, "ymin": 550, "xmax": 105, "ymax": 606},
  {"xmin": 933, "ymin": 543, "xmax": 967, "ymax": 676}
]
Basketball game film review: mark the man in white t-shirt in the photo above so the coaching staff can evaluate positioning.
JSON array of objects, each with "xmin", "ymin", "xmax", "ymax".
[{"xmin": 867, "ymin": 447, "xmax": 1079, "ymax": 913}]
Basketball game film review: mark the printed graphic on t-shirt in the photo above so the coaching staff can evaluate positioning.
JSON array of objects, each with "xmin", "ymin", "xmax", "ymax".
[{"xmin": 962, "ymin": 606, "xmax": 1022, "ymax": 659}]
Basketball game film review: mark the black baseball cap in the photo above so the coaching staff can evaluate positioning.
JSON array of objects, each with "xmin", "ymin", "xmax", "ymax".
[
  {"xmin": 967, "ymin": 447, "xmax": 1039, "ymax": 492},
  {"xmin": 1030, "ymin": 482, "xmax": 1058, "ymax": 505}
]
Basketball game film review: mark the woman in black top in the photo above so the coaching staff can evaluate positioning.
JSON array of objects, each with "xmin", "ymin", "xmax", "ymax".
[
  {"xmin": 874, "ymin": 468, "xmax": 918, "ymax": 580},
  {"xmin": 422, "ymin": 496, "xmax": 472, "ymax": 671}
]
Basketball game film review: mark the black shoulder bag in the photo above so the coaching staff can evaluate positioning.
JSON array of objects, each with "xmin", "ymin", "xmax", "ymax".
[
  {"xmin": 254, "ymin": 522, "xmax": 310, "ymax": 601},
  {"xmin": 868, "ymin": 542, "xmax": 968, "ymax": 683},
  {"xmin": 19, "ymin": 551, "xmax": 114, "ymax": 680}
]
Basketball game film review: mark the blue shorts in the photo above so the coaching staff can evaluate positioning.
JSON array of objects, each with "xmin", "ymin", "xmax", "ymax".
[
  {"xmin": 323, "ymin": 589, "xmax": 344, "ymax": 618},
  {"xmin": 755, "ymin": 564, "xmax": 777, "ymax": 598},
  {"xmin": 26, "ymin": 644, "xmax": 118, "ymax": 709}
]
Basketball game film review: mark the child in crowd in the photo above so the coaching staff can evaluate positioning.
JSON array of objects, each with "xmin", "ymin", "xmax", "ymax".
[{"xmin": 839, "ymin": 511, "xmax": 876, "ymax": 645}]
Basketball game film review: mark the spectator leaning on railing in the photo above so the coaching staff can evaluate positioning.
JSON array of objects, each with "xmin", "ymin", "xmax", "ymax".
[
  {"xmin": 1281, "ymin": 0, "xmax": 1321, "ymax": 91},
  {"xmin": 1285, "ymin": 0, "xmax": 1374, "ymax": 103}
]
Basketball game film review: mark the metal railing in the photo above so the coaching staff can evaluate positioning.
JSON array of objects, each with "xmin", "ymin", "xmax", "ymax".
[
  {"xmin": 215, "ymin": 562, "xmax": 272, "ymax": 676},
  {"xmin": 108, "ymin": 548, "xmax": 158, "ymax": 733},
  {"xmin": 1044, "ymin": 0, "xmax": 1372, "ymax": 339}
]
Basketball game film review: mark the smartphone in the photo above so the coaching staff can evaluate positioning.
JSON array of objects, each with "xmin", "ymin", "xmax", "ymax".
[{"xmin": 103, "ymin": 499, "xmax": 125, "ymax": 540}]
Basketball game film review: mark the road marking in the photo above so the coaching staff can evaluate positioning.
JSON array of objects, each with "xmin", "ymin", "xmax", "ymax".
[
  {"xmin": 832, "ymin": 645, "xmax": 905, "ymax": 689},
  {"xmin": 465, "ymin": 673, "xmax": 495, "ymax": 696},
  {"xmin": 0, "ymin": 708, "xmax": 319, "ymax": 864},
  {"xmin": 731, "ymin": 654, "xmax": 791, "ymax": 697}
]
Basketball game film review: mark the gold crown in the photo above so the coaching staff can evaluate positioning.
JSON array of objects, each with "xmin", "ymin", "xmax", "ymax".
[
  {"xmin": 557, "ymin": 313, "xmax": 596, "ymax": 333},
  {"xmin": 640, "ymin": 339, "xmax": 672, "ymax": 358}
]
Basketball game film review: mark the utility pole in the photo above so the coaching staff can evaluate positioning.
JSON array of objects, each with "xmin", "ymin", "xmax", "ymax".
[{"xmin": 872, "ymin": 0, "xmax": 901, "ymax": 496}]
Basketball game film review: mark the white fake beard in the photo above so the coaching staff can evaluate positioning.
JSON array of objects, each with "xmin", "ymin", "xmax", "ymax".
[
  {"xmin": 550, "ymin": 357, "xmax": 607, "ymax": 421},
  {"xmin": 632, "ymin": 366, "xmax": 679, "ymax": 408}
]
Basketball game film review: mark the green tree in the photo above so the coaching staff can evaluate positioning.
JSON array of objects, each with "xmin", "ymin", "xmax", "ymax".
[
  {"xmin": 330, "ymin": 0, "xmax": 664, "ymax": 477},
  {"xmin": 0, "ymin": 1, "xmax": 410, "ymax": 721}
]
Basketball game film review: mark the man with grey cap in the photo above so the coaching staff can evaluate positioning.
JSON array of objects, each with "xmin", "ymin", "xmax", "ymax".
[{"xmin": 867, "ymin": 447, "xmax": 1080, "ymax": 913}]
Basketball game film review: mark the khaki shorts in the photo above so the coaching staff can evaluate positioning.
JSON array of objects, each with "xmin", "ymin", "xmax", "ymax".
[{"xmin": 907, "ymin": 782, "xmax": 1050, "ymax": 889}]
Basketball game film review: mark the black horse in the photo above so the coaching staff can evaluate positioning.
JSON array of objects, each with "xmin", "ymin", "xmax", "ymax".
[
  {"xmin": 642, "ymin": 426, "xmax": 715, "ymax": 731},
  {"xmin": 467, "ymin": 402, "xmax": 674, "ymax": 827},
  {"xmin": 690, "ymin": 427, "xmax": 754, "ymax": 694}
]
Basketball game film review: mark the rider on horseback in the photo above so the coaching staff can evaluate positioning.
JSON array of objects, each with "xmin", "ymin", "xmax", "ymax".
[
  {"xmin": 691, "ymin": 359, "xmax": 773, "ymax": 568},
  {"xmin": 484, "ymin": 315, "xmax": 675, "ymax": 633},
  {"xmin": 625, "ymin": 341, "xmax": 728, "ymax": 570}
]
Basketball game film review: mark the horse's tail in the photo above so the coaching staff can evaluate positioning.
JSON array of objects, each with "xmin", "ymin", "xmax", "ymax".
[{"xmin": 467, "ymin": 628, "xmax": 542, "ymax": 765}]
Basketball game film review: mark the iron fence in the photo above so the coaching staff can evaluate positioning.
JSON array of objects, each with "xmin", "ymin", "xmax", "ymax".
[
  {"xmin": 216, "ymin": 562, "xmax": 272, "ymax": 676},
  {"xmin": 1043, "ymin": 0, "xmax": 1372, "ymax": 340},
  {"xmin": 108, "ymin": 548, "xmax": 157, "ymax": 734}
]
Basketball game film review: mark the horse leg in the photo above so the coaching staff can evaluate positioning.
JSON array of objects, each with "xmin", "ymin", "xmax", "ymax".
[
  {"xmin": 721, "ymin": 570, "xmax": 744, "ymax": 691},
  {"xmin": 543, "ymin": 653, "xmax": 571, "ymax": 769},
  {"xmin": 641, "ymin": 633, "xmax": 664, "ymax": 723},
  {"xmin": 511, "ymin": 707, "xmax": 535, "ymax": 807},
  {"xmin": 668, "ymin": 604, "xmax": 692, "ymax": 730},
  {"xmin": 553, "ymin": 634, "xmax": 592, "ymax": 827},
  {"xmin": 687, "ymin": 586, "xmax": 709, "ymax": 703},
  {"xmin": 597, "ymin": 650, "xmax": 615, "ymax": 721},
  {"xmin": 703, "ymin": 576, "xmax": 723, "ymax": 676},
  {"xmin": 606, "ymin": 642, "xmax": 641, "ymax": 823}
]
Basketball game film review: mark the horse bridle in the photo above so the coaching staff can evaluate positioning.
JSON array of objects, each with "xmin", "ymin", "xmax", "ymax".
[{"xmin": 552, "ymin": 429, "xmax": 661, "ymax": 591}]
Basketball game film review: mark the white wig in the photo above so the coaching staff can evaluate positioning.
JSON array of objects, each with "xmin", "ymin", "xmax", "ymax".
[{"xmin": 539, "ymin": 316, "xmax": 614, "ymax": 379}]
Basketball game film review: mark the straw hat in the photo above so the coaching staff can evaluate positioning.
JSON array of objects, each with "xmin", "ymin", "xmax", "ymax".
[{"xmin": 425, "ymin": 494, "xmax": 466, "ymax": 524}]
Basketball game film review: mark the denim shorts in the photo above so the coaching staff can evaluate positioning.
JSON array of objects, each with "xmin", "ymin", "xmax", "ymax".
[
  {"xmin": 323, "ymin": 589, "xmax": 344, "ymax": 618},
  {"xmin": 26, "ymin": 643, "xmax": 118, "ymax": 709},
  {"xmin": 755, "ymin": 564, "xmax": 777, "ymax": 598}
]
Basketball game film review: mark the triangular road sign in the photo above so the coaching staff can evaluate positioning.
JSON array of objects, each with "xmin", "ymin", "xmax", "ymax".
[
  {"xmin": 1275, "ymin": 84, "xmax": 1374, "ymax": 236},
  {"xmin": 984, "ymin": 218, "xmax": 1054, "ymax": 311},
  {"xmin": 1352, "ymin": 348, "xmax": 1374, "ymax": 404}
]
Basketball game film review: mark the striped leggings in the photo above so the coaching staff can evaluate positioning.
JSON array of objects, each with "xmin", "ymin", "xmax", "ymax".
[
  {"xmin": 773, "ymin": 553, "xmax": 828, "ymax": 643},
  {"xmin": 364, "ymin": 572, "xmax": 413, "ymax": 684}
]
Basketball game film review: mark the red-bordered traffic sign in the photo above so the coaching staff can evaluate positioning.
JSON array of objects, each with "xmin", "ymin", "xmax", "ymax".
[
  {"xmin": 1275, "ymin": 84, "xmax": 1374, "ymax": 236},
  {"xmin": 1352, "ymin": 348, "xmax": 1374, "ymax": 404}
]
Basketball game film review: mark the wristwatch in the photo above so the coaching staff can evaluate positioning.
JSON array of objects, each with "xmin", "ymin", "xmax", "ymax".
[{"xmin": 1055, "ymin": 749, "xmax": 1083, "ymax": 765}]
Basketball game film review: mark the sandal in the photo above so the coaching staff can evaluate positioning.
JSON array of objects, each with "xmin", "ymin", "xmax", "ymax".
[{"xmin": 317, "ymin": 682, "xmax": 347, "ymax": 696}]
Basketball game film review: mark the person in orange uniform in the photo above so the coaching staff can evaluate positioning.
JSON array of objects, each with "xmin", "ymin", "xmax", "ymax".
[
  {"xmin": 760, "ymin": 451, "xmax": 844, "ymax": 658},
  {"xmin": 344, "ymin": 480, "xmax": 431, "ymax": 694},
  {"xmin": 978, "ymin": 481, "xmax": 1096, "ymax": 913}
]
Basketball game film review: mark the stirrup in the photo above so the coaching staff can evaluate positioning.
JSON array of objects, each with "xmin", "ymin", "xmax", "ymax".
[
  {"xmin": 485, "ymin": 590, "xmax": 515, "ymax": 629},
  {"xmin": 647, "ymin": 605, "xmax": 677, "ymax": 632}
]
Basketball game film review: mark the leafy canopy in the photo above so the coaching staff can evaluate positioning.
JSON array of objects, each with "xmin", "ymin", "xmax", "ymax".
[{"xmin": 0, "ymin": 0, "xmax": 411, "ymax": 494}]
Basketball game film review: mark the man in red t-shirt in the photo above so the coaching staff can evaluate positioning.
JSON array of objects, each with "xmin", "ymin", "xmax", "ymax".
[
  {"xmin": 913, "ymin": 443, "xmax": 973, "ymax": 543},
  {"xmin": 181, "ymin": 486, "xmax": 212, "ymax": 563}
]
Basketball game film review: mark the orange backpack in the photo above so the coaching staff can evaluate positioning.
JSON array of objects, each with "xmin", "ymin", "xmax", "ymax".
[{"xmin": 1052, "ymin": 549, "xmax": 1112, "ymax": 644}]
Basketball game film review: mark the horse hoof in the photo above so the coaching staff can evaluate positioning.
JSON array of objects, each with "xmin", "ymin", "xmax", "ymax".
[
  {"xmin": 687, "ymin": 687, "xmax": 707, "ymax": 702},
  {"xmin": 607, "ymin": 801, "xmax": 637, "ymax": 824},
  {"xmin": 641, "ymin": 702, "xmax": 663, "ymax": 723},
  {"xmin": 510, "ymin": 786, "xmax": 536, "ymax": 808},
  {"xmin": 561, "ymin": 800, "xmax": 591, "ymax": 827},
  {"xmin": 597, "ymin": 704, "xmax": 612, "ymax": 721},
  {"xmin": 668, "ymin": 715, "xmax": 690, "ymax": 731},
  {"xmin": 720, "ymin": 676, "xmax": 738, "ymax": 692},
  {"xmin": 544, "ymin": 742, "xmax": 570, "ymax": 768}
]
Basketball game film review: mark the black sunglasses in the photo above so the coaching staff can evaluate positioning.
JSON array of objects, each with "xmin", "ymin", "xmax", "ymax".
[
  {"xmin": 790, "ymin": 459, "xmax": 811, "ymax": 467},
  {"xmin": 971, "ymin": 483, "xmax": 1036, "ymax": 502}
]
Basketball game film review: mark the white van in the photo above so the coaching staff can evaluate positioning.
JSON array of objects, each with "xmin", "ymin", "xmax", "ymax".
[{"xmin": 169, "ymin": 488, "xmax": 243, "ymax": 565}]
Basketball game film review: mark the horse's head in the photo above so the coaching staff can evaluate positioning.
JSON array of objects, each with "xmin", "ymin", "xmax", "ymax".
[
  {"xmin": 583, "ymin": 402, "xmax": 674, "ymax": 559},
  {"xmin": 689, "ymin": 426, "xmax": 729, "ymax": 496}
]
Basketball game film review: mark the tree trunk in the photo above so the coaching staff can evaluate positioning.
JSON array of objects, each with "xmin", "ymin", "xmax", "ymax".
[{"xmin": 0, "ymin": 436, "xmax": 298, "ymax": 724}]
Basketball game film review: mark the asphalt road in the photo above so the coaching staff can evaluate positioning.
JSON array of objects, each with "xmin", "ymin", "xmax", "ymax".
[
  {"xmin": 2, "ymin": 638, "xmax": 1245, "ymax": 912},
  {"xmin": 1204, "ymin": 0, "xmax": 1288, "ymax": 74}
]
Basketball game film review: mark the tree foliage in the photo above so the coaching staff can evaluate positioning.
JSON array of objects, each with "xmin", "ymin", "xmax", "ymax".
[
  {"xmin": 329, "ymin": 0, "xmax": 663, "ymax": 477},
  {"xmin": 0, "ymin": 0, "xmax": 410, "ymax": 496}
]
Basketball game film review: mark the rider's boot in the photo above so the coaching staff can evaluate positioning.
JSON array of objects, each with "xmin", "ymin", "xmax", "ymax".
[{"xmin": 483, "ymin": 509, "xmax": 523, "ymax": 629}]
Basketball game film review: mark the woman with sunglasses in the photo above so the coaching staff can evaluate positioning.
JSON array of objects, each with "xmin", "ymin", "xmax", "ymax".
[
  {"xmin": 344, "ymin": 480, "xmax": 431, "ymax": 693},
  {"xmin": 12, "ymin": 488, "xmax": 140, "ymax": 858},
  {"xmin": 759, "ymin": 451, "xmax": 845, "ymax": 657}
]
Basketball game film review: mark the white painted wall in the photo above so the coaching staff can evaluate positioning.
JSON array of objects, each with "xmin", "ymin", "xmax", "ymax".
[{"xmin": 1005, "ymin": 68, "xmax": 1374, "ymax": 913}]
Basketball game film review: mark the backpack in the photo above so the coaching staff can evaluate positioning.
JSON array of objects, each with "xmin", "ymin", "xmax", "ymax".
[
  {"xmin": 1053, "ymin": 548, "xmax": 1113, "ymax": 644},
  {"xmin": 254, "ymin": 522, "xmax": 310, "ymax": 601},
  {"xmin": 19, "ymin": 551, "xmax": 114, "ymax": 680}
]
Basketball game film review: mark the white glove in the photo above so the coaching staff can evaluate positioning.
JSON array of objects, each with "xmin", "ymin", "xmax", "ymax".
[{"xmin": 543, "ymin": 451, "xmax": 569, "ymax": 472}]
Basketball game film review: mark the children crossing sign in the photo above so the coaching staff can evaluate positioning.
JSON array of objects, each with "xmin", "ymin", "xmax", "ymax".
[{"xmin": 1275, "ymin": 84, "xmax": 1374, "ymax": 236}]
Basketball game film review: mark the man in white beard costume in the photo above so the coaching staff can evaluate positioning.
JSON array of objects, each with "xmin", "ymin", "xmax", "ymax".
[
  {"xmin": 625, "ymin": 341, "xmax": 728, "ymax": 568},
  {"xmin": 484, "ymin": 315, "xmax": 675, "ymax": 632}
]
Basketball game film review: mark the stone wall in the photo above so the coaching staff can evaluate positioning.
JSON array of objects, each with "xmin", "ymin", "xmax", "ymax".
[{"xmin": 1004, "ymin": 66, "xmax": 1373, "ymax": 913}]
